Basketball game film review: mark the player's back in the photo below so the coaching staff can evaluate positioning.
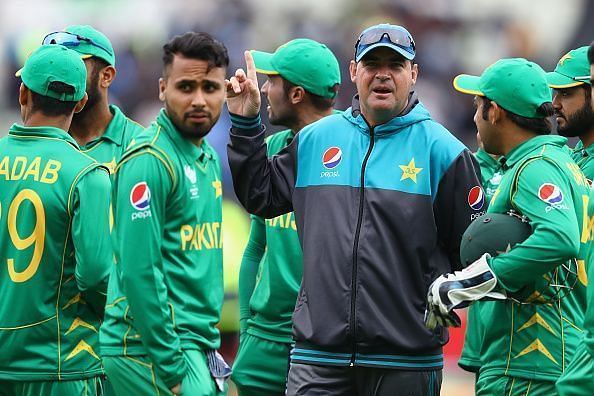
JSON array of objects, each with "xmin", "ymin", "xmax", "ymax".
[{"xmin": 0, "ymin": 125, "xmax": 106, "ymax": 381}]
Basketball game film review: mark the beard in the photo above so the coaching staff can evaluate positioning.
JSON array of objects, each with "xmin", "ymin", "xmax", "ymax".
[
  {"xmin": 73, "ymin": 70, "xmax": 102, "ymax": 121},
  {"xmin": 557, "ymin": 102, "xmax": 594, "ymax": 138},
  {"xmin": 167, "ymin": 105, "xmax": 219, "ymax": 141}
]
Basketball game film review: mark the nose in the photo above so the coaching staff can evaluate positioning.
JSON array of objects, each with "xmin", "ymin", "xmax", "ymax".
[
  {"xmin": 552, "ymin": 93, "xmax": 562, "ymax": 110},
  {"xmin": 191, "ymin": 89, "xmax": 207, "ymax": 108}
]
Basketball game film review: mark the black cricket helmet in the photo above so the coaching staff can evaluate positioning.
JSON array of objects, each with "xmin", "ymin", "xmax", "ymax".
[{"xmin": 460, "ymin": 211, "xmax": 532, "ymax": 267}]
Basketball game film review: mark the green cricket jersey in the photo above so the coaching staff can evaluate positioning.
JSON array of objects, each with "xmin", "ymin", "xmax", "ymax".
[
  {"xmin": 78, "ymin": 105, "xmax": 144, "ymax": 173},
  {"xmin": 479, "ymin": 135, "xmax": 589, "ymax": 381},
  {"xmin": 99, "ymin": 109, "xmax": 223, "ymax": 388},
  {"xmin": 239, "ymin": 129, "xmax": 303, "ymax": 343},
  {"xmin": 572, "ymin": 140, "xmax": 594, "ymax": 183},
  {"xmin": 0, "ymin": 124, "xmax": 112, "ymax": 381},
  {"xmin": 459, "ymin": 149, "xmax": 503, "ymax": 372}
]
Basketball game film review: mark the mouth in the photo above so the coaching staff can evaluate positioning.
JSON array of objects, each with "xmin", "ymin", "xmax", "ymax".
[
  {"xmin": 371, "ymin": 86, "xmax": 393, "ymax": 96},
  {"xmin": 186, "ymin": 112, "xmax": 210, "ymax": 122}
]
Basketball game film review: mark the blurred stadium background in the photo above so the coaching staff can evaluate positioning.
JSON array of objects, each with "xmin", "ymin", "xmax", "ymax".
[{"xmin": 1, "ymin": 0, "xmax": 592, "ymax": 394}]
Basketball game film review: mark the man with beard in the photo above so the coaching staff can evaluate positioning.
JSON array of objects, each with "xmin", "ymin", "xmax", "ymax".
[
  {"xmin": 99, "ymin": 32, "xmax": 229, "ymax": 396},
  {"xmin": 42, "ymin": 25, "xmax": 144, "ymax": 174},
  {"xmin": 232, "ymin": 38, "xmax": 340, "ymax": 396},
  {"xmin": 547, "ymin": 46, "xmax": 594, "ymax": 182}
]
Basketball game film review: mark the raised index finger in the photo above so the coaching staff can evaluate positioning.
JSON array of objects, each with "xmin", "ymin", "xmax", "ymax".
[{"xmin": 244, "ymin": 50, "xmax": 258, "ymax": 84}]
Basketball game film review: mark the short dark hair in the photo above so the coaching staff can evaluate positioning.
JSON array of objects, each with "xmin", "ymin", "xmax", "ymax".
[
  {"xmin": 30, "ymin": 81, "xmax": 78, "ymax": 117},
  {"xmin": 90, "ymin": 56, "xmax": 110, "ymax": 72},
  {"xmin": 162, "ymin": 32, "xmax": 229, "ymax": 74},
  {"xmin": 282, "ymin": 78, "xmax": 336, "ymax": 111},
  {"xmin": 480, "ymin": 96, "xmax": 554, "ymax": 135},
  {"xmin": 588, "ymin": 42, "xmax": 594, "ymax": 65}
]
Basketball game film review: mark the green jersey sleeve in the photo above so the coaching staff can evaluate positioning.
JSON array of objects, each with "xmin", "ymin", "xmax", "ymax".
[
  {"xmin": 113, "ymin": 151, "xmax": 187, "ymax": 387},
  {"xmin": 489, "ymin": 159, "xmax": 580, "ymax": 292},
  {"xmin": 238, "ymin": 216, "xmax": 266, "ymax": 335},
  {"xmin": 71, "ymin": 166, "xmax": 112, "ymax": 293}
]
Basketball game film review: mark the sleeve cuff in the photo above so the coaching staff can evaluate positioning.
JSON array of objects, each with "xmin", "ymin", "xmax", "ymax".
[{"xmin": 229, "ymin": 113, "xmax": 261, "ymax": 129}]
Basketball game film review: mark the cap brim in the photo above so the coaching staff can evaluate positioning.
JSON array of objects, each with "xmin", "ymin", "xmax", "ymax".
[
  {"xmin": 453, "ymin": 74, "xmax": 483, "ymax": 95},
  {"xmin": 546, "ymin": 71, "xmax": 584, "ymax": 88},
  {"xmin": 81, "ymin": 54, "xmax": 93, "ymax": 59},
  {"xmin": 250, "ymin": 50, "xmax": 280, "ymax": 75},
  {"xmin": 355, "ymin": 43, "xmax": 415, "ymax": 62}
]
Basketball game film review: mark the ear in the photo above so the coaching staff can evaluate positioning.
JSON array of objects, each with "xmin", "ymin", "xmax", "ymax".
[
  {"xmin": 490, "ymin": 101, "xmax": 502, "ymax": 124},
  {"xmin": 349, "ymin": 60, "xmax": 357, "ymax": 83},
  {"xmin": 100, "ymin": 65, "xmax": 117, "ymax": 88},
  {"xmin": 410, "ymin": 62, "xmax": 419, "ymax": 85},
  {"xmin": 74, "ymin": 93, "xmax": 89, "ymax": 114},
  {"xmin": 159, "ymin": 77, "xmax": 166, "ymax": 102},
  {"xmin": 18, "ymin": 83, "xmax": 28, "ymax": 107},
  {"xmin": 290, "ymin": 86, "xmax": 305, "ymax": 105}
]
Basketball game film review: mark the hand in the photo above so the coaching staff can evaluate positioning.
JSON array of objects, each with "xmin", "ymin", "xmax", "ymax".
[
  {"xmin": 170, "ymin": 383, "xmax": 181, "ymax": 395},
  {"xmin": 226, "ymin": 51, "xmax": 261, "ymax": 118},
  {"xmin": 425, "ymin": 254, "xmax": 506, "ymax": 330}
]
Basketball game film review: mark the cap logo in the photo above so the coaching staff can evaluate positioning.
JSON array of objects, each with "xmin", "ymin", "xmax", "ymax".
[
  {"xmin": 130, "ymin": 182, "xmax": 151, "ymax": 210},
  {"xmin": 558, "ymin": 53, "xmax": 572, "ymax": 66},
  {"xmin": 468, "ymin": 186, "xmax": 485, "ymax": 210},
  {"xmin": 538, "ymin": 183, "xmax": 563, "ymax": 205}
]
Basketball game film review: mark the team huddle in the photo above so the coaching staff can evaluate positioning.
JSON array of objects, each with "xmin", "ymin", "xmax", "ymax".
[{"xmin": 1, "ymin": 21, "xmax": 594, "ymax": 396}]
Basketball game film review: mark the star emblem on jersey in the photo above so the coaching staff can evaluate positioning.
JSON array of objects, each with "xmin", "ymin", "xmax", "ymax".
[
  {"xmin": 212, "ymin": 180, "xmax": 222, "ymax": 198},
  {"xmin": 103, "ymin": 157, "xmax": 117, "ymax": 174},
  {"xmin": 399, "ymin": 158, "xmax": 423, "ymax": 183}
]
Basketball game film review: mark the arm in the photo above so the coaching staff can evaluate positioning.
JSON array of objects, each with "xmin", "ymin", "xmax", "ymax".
[
  {"xmin": 434, "ymin": 149, "xmax": 483, "ymax": 271},
  {"xmin": 489, "ymin": 160, "xmax": 580, "ymax": 292},
  {"xmin": 226, "ymin": 51, "xmax": 296, "ymax": 218},
  {"xmin": 72, "ymin": 166, "xmax": 112, "ymax": 293},
  {"xmin": 113, "ymin": 152, "xmax": 187, "ymax": 387},
  {"xmin": 238, "ymin": 216, "xmax": 266, "ymax": 335}
]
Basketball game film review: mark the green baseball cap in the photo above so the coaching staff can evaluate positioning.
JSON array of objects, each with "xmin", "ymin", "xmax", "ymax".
[
  {"xmin": 251, "ymin": 38, "xmax": 341, "ymax": 99},
  {"xmin": 42, "ymin": 25, "xmax": 115, "ymax": 66},
  {"xmin": 16, "ymin": 44, "xmax": 86, "ymax": 102},
  {"xmin": 547, "ymin": 46, "xmax": 591, "ymax": 88},
  {"xmin": 453, "ymin": 58, "xmax": 552, "ymax": 118}
]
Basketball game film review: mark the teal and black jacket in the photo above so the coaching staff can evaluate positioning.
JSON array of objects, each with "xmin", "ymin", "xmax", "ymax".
[{"xmin": 228, "ymin": 96, "xmax": 483, "ymax": 370}]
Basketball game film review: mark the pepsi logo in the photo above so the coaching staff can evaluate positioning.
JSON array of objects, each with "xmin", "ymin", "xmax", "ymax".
[
  {"xmin": 538, "ymin": 183, "xmax": 563, "ymax": 205},
  {"xmin": 467, "ymin": 186, "xmax": 485, "ymax": 210},
  {"xmin": 322, "ymin": 147, "xmax": 342, "ymax": 169},
  {"xmin": 130, "ymin": 182, "xmax": 151, "ymax": 210}
]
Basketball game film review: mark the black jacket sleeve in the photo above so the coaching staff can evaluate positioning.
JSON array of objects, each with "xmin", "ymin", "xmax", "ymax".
[
  {"xmin": 434, "ymin": 149, "xmax": 483, "ymax": 271},
  {"xmin": 227, "ymin": 114, "xmax": 296, "ymax": 218}
]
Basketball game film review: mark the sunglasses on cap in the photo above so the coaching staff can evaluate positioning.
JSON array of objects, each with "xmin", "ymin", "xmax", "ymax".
[
  {"xmin": 42, "ymin": 31, "xmax": 113, "ymax": 57},
  {"xmin": 355, "ymin": 25, "xmax": 415, "ymax": 62}
]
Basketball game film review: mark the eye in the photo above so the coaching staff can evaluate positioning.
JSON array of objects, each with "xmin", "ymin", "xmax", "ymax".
[{"xmin": 178, "ymin": 83, "xmax": 192, "ymax": 92}]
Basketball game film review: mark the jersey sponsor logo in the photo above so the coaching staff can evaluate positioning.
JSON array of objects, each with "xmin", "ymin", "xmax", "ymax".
[
  {"xmin": 538, "ymin": 183, "xmax": 563, "ymax": 205},
  {"xmin": 322, "ymin": 147, "xmax": 342, "ymax": 169},
  {"xmin": 468, "ymin": 186, "xmax": 485, "ymax": 210},
  {"xmin": 130, "ymin": 182, "xmax": 152, "ymax": 220},
  {"xmin": 130, "ymin": 182, "xmax": 151, "ymax": 210},
  {"xmin": 265, "ymin": 212, "xmax": 297, "ymax": 230}
]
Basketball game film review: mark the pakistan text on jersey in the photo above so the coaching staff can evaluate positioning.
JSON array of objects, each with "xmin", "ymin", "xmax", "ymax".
[
  {"xmin": 265, "ymin": 212, "xmax": 296, "ymax": 230},
  {"xmin": 180, "ymin": 222, "xmax": 223, "ymax": 250},
  {"xmin": 0, "ymin": 156, "xmax": 61, "ymax": 184}
]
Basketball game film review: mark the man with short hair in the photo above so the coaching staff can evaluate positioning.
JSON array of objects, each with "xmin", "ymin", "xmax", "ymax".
[
  {"xmin": 547, "ymin": 46, "xmax": 594, "ymax": 181},
  {"xmin": 232, "ymin": 38, "xmax": 340, "ymax": 396},
  {"xmin": 226, "ymin": 24, "xmax": 482, "ymax": 395},
  {"xmin": 99, "ymin": 32, "xmax": 229, "ymax": 396},
  {"xmin": 0, "ymin": 44, "xmax": 112, "ymax": 395},
  {"xmin": 42, "ymin": 25, "xmax": 144, "ymax": 172},
  {"xmin": 427, "ymin": 58, "xmax": 590, "ymax": 395},
  {"xmin": 555, "ymin": 42, "xmax": 594, "ymax": 396}
]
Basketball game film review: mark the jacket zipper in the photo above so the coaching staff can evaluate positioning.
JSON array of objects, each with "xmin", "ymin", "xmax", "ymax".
[{"xmin": 350, "ymin": 125, "xmax": 375, "ymax": 365}]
